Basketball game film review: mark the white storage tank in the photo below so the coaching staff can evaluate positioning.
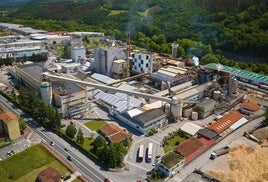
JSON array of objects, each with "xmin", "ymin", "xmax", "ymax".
[
  {"xmin": 191, "ymin": 111, "xmax": 198, "ymax": 120},
  {"xmin": 40, "ymin": 81, "xmax": 52, "ymax": 105},
  {"xmin": 164, "ymin": 103, "xmax": 170, "ymax": 113},
  {"xmin": 183, "ymin": 108, "xmax": 192, "ymax": 118},
  {"xmin": 71, "ymin": 46, "xmax": 86, "ymax": 62},
  {"xmin": 212, "ymin": 90, "xmax": 221, "ymax": 101}
]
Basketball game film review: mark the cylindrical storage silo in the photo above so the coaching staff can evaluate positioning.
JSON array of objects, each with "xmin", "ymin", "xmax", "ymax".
[
  {"xmin": 191, "ymin": 111, "xmax": 198, "ymax": 120},
  {"xmin": 232, "ymin": 79, "xmax": 238, "ymax": 94},
  {"xmin": 164, "ymin": 103, "xmax": 170, "ymax": 113},
  {"xmin": 40, "ymin": 81, "xmax": 52, "ymax": 105},
  {"xmin": 212, "ymin": 90, "xmax": 221, "ymax": 101},
  {"xmin": 183, "ymin": 108, "xmax": 192, "ymax": 118}
]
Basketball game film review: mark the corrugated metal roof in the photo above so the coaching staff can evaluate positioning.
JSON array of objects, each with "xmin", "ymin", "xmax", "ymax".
[
  {"xmin": 90, "ymin": 89, "xmax": 144, "ymax": 113},
  {"xmin": 208, "ymin": 111, "xmax": 243, "ymax": 134},
  {"xmin": 117, "ymin": 83, "xmax": 137, "ymax": 91},
  {"xmin": 157, "ymin": 69, "xmax": 177, "ymax": 77},
  {"xmin": 181, "ymin": 123, "xmax": 202, "ymax": 136},
  {"xmin": 206, "ymin": 63, "xmax": 268, "ymax": 83},
  {"xmin": 134, "ymin": 108, "xmax": 165, "ymax": 124},
  {"xmin": 197, "ymin": 128, "xmax": 218, "ymax": 139},
  {"xmin": 18, "ymin": 63, "xmax": 43, "ymax": 82},
  {"xmin": 151, "ymin": 72, "xmax": 174, "ymax": 82},
  {"xmin": 90, "ymin": 73, "xmax": 116, "ymax": 84},
  {"xmin": 127, "ymin": 108, "xmax": 144, "ymax": 118},
  {"xmin": 230, "ymin": 117, "xmax": 248, "ymax": 130},
  {"xmin": 240, "ymin": 101, "xmax": 259, "ymax": 111},
  {"xmin": 174, "ymin": 138, "xmax": 204, "ymax": 157}
]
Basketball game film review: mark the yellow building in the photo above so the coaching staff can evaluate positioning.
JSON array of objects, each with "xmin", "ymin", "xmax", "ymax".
[{"xmin": 0, "ymin": 111, "xmax": 20, "ymax": 140}]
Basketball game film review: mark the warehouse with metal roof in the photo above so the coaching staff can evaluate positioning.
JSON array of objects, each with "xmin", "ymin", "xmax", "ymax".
[
  {"xmin": 208, "ymin": 111, "xmax": 243, "ymax": 134},
  {"xmin": 205, "ymin": 63, "xmax": 268, "ymax": 86}
]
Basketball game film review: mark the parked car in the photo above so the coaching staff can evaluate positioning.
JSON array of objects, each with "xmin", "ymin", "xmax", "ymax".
[
  {"xmin": 104, "ymin": 178, "xmax": 113, "ymax": 182},
  {"xmin": 67, "ymin": 155, "xmax": 72, "ymax": 161},
  {"xmin": 7, "ymin": 150, "xmax": 15, "ymax": 157},
  {"xmin": 63, "ymin": 175, "xmax": 71, "ymax": 181}
]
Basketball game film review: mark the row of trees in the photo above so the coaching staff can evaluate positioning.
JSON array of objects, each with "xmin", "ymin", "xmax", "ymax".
[
  {"xmin": 65, "ymin": 124, "xmax": 85, "ymax": 144},
  {"xmin": 92, "ymin": 136, "xmax": 129, "ymax": 168},
  {"xmin": 13, "ymin": 86, "xmax": 61, "ymax": 129}
]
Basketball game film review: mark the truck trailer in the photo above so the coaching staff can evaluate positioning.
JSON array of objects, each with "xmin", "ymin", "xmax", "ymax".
[{"xmin": 210, "ymin": 146, "xmax": 230, "ymax": 160}]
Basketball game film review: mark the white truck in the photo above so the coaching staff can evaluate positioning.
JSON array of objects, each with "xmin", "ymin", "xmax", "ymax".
[{"xmin": 210, "ymin": 146, "xmax": 230, "ymax": 160}]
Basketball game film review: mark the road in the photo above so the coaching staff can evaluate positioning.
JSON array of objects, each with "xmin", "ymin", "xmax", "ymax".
[
  {"xmin": 0, "ymin": 94, "xmax": 105, "ymax": 182},
  {"xmin": 169, "ymin": 116, "xmax": 265, "ymax": 182}
]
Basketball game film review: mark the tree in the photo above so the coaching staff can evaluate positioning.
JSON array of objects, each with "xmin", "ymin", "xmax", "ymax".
[
  {"xmin": 93, "ymin": 136, "xmax": 106, "ymax": 150},
  {"xmin": 76, "ymin": 128, "xmax": 84, "ymax": 144},
  {"xmin": 62, "ymin": 45, "xmax": 71, "ymax": 59},
  {"xmin": 65, "ymin": 124, "xmax": 77, "ymax": 138},
  {"xmin": 122, "ymin": 137, "xmax": 131, "ymax": 147},
  {"xmin": 18, "ymin": 117, "xmax": 26, "ymax": 133}
]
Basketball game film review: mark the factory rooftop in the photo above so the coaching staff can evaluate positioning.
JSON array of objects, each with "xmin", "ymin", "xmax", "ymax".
[
  {"xmin": 52, "ymin": 81, "xmax": 84, "ymax": 96},
  {"xmin": 240, "ymin": 101, "xmax": 259, "ymax": 111},
  {"xmin": 208, "ymin": 111, "xmax": 243, "ymax": 134},
  {"xmin": 206, "ymin": 63, "xmax": 268, "ymax": 83},
  {"xmin": 173, "ymin": 137, "xmax": 204, "ymax": 157},
  {"xmin": 17, "ymin": 62, "xmax": 43, "ymax": 82}
]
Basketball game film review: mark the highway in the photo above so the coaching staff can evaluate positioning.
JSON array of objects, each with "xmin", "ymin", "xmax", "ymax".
[{"xmin": 0, "ymin": 94, "xmax": 105, "ymax": 182}]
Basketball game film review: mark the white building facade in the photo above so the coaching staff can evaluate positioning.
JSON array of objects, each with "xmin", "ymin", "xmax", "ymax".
[
  {"xmin": 131, "ymin": 52, "xmax": 153, "ymax": 73},
  {"xmin": 94, "ymin": 47, "xmax": 126, "ymax": 76}
]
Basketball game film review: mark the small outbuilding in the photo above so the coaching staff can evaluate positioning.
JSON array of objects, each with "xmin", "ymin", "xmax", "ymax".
[
  {"xmin": 0, "ymin": 110, "xmax": 20, "ymax": 140},
  {"xmin": 240, "ymin": 101, "xmax": 259, "ymax": 112},
  {"xmin": 180, "ymin": 122, "xmax": 202, "ymax": 136},
  {"xmin": 99, "ymin": 123, "xmax": 132, "ymax": 143}
]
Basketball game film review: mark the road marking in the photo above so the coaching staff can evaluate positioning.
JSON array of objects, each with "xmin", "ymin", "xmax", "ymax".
[
  {"xmin": 147, "ymin": 137, "xmax": 161, "ymax": 145},
  {"xmin": 126, "ymin": 161, "xmax": 149, "ymax": 171}
]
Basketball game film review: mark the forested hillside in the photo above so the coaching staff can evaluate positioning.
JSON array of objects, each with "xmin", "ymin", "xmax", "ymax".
[{"xmin": 1, "ymin": 0, "xmax": 267, "ymax": 64}]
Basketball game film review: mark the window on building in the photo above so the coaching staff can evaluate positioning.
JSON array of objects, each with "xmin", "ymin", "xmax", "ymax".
[{"xmin": 141, "ymin": 59, "xmax": 144, "ymax": 64}]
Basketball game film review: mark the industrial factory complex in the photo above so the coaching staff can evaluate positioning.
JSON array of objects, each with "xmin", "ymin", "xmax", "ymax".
[{"xmin": 0, "ymin": 22, "xmax": 268, "ymax": 181}]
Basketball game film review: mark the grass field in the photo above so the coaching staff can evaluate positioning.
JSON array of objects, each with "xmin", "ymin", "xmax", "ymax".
[
  {"xmin": 80, "ymin": 137, "xmax": 95, "ymax": 152},
  {"xmin": 0, "ymin": 145, "xmax": 70, "ymax": 182},
  {"xmin": 84, "ymin": 119, "xmax": 106, "ymax": 131},
  {"xmin": 164, "ymin": 136, "xmax": 187, "ymax": 153}
]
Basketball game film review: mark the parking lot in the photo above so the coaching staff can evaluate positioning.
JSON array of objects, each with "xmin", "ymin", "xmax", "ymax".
[{"xmin": 0, "ymin": 129, "xmax": 41, "ymax": 161}]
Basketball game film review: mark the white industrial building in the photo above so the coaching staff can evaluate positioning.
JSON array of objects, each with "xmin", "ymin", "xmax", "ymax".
[
  {"xmin": 116, "ymin": 107, "xmax": 167, "ymax": 134},
  {"xmin": 52, "ymin": 81, "xmax": 88, "ymax": 117},
  {"xmin": 61, "ymin": 62, "xmax": 83, "ymax": 74},
  {"xmin": 94, "ymin": 47, "xmax": 126, "ymax": 76},
  {"xmin": 151, "ymin": 65, "xmax": 191, "ymax": 89},
  {"xmin": 111, "ymin": 59, "xmax": 127, "ymax": 79},
  {"xmin": 71, "ymin": 46, "xmax": 86, "ymax": 62},
  {"xmin": 180, "ymin": 122, "xmax": 203, "ymax": 136},
  {"xmin": 30, "ymin": 34, "xmax": 71, "ymax": 44},
  {"xmin": 0, "ymin": 23, "xmax": 23, "ymax": 31},
  {"xmin": 12, "ymin": 27, "xmax": 46, "ymax": 35},
  {"xmin": 0, "ymin": 46, "xmax": 48, "ymax": 59},
  {"xmin": 0, "ymin": 37, "xmax": 42, "ymax": 48}
]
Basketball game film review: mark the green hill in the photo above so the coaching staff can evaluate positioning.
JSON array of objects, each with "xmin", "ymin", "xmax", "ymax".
[{"xmin": 1, "ymin": 0, "xmax": 268, "ymax": 61}]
